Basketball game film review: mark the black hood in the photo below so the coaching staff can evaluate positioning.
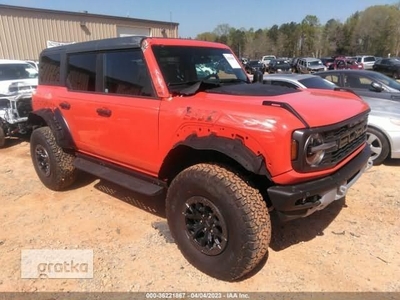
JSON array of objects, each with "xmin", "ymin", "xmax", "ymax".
[{"xmin": 205, "ymin": 83, "xmax": 299, "ymax": 96}]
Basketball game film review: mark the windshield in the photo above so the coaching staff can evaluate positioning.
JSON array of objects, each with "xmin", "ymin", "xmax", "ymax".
[
  {"xmin": 369, "ymin": 71, "xmax": 400, "ymax": 91},
  {"xmin": 0, "ymin": 63, "xmax": 38, "ymax": 81},
  {"xmin": 275, "ymin": 60, "xmax": 290, "ymax": 67},
  {"xmin": 308, "ymin": 60, "xmax": 323, "ymax": 67},
  {"xmin": 299, "ymin": 77, "xmax": 337, "ymax": 89},
  {"xmin": 248, "ymin": 61, "xmax": 261, "ymax": 66},
  {"xmin": 152, "ymin": 46, "xmax": 248, "ymax": 92}
]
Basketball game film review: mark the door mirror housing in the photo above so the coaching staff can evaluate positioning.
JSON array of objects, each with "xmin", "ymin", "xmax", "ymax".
[{"xmin": 371, "ymin": 81, "xmax": 384, "ymax": 92}]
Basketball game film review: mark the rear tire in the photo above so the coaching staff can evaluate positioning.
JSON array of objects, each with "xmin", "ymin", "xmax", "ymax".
[
  {"xmin": 0, "ymin": 127, "xmax": 5, "ymax": 148},
  {"xmin": 30, "ymin": 126, "xmax": 77, "ymax": 190},
  {"xmin": 166, "ymin": 163, "xmax": 271, "ymax": 281},
  {"xmin": 367, "ymin": 127, "xmax": 390, "ymax": 165}
]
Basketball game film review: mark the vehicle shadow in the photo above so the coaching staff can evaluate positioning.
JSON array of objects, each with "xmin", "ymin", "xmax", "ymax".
[
  {"xmin": 269, "ymin": 197, "xmax": 346, "ymax": 251},
  {"xmin": 383, "ymin": 158, "xmax": 400, "ymax": 166},
  {"xmin": 1, "ymin": 135, "xmax": 31, "ymax": 149},
  {"xmin": 67, "ymin": 171, "xmax": 99, "ymax": 190},
  {"xmin": 90, "ymin": 177, "xmax": 345, "ymax": 251},
  {"xmin": 93, "ymin": 179, "xmax": 167, "ymax": 218}
]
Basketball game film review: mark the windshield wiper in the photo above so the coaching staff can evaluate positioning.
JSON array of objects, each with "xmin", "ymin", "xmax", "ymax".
[
  {"xmin": 168, "ymin": 81, "xmax": 198, "ymax": 87},
  {"xmin": 220, "ymin": 78, "xmax": 249, "ymax": 84}
]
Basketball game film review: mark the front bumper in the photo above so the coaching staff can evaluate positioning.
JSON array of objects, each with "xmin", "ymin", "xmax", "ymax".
[{"xmin": 267, "ymin": 145, "xmax": 372, "ymax": 221}]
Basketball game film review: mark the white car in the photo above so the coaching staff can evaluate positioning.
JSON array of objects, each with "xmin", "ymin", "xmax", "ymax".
[
  {"xmin": 356, "ymin": 55, "xmax": 376, "ymax": 70},
  {"xmin": 0, "ymin": 59, "xmax": 38, "ymax": 147}
]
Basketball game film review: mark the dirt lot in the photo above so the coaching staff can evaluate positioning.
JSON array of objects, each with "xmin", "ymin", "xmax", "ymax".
[{"xmin": 0, "ymin": 138, "xmax": 399, "ymax": 293}]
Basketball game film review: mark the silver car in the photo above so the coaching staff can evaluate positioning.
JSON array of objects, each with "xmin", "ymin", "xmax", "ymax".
[{"xmin": 263, "ymin": 73, "xmax": 400, "ymax": 165}]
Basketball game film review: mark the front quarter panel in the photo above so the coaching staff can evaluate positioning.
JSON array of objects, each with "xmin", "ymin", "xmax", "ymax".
[{"xmin": 157, "ymin": 93, "xmax": 307, "ymax": 178}]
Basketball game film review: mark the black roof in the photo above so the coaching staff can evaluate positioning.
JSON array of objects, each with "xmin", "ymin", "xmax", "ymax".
[{"xmin": 41, "ymin": 36, "xmax": 145, "ymax": 55}]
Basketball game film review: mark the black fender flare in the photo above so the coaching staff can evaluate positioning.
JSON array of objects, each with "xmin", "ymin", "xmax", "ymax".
[
  {"xmin": 28, "ymin": 108, "xmax": 76, "ymax": 150},
  {"xmin": 176, "ymin": 134, "xmax": 270, "ymax": 178}
]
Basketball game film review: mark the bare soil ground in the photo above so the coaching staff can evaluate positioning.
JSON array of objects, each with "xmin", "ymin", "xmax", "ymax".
[{"xmin": 0, "ymin": 138, "xmax": 399, "ymax": 293}]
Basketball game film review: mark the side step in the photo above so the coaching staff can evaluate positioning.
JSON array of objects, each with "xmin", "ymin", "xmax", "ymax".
[{"xmin": 73, "ymin": 156, "xmax": 166, "ymax": 197}]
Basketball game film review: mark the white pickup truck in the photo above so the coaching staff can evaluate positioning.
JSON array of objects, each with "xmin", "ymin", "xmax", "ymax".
[{"xmin": 261, "ymin": 55, "xmax": 276, "ymax": 71}]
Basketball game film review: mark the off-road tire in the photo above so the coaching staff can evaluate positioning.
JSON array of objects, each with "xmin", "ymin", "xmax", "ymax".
[
  {"xmin": 367, "ymin": 127, "xmax": 390, "ymax": 165},
  {"xmin": 30, "ymin": 126, "xmax": 77, "ymax": 191},
  {"xmin": 0, "ymin": 126, "xmax": 5, "ymax": 148},
  {"xmin": 166, "ymin": 163, "xmax": 271, "ymax": 281}
]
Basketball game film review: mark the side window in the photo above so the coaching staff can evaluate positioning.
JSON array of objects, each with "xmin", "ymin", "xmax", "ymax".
[
  {"xmin": 271, "ymin": 80, "xmax": 298, "ymax": 89},
  {"xmin": 345, "ymin": 75, "xmax": 363, "ymax": 88},
  {"xmin": 322, "ymin": 74, "xmax": 340, "ymax": 85},
  {"xmin": 39, "ymin": 53, "xmax": 61, "ymax": 85},
  {"xmin": 102, "ymin": 50, "xmax": 154, "ymax": 97},
  {"xmin": 67, "ymin": 52, "xmax": 96, "ymax": 92},
  {"xmin": 358, "ymin": 76, "xmax": 373, "ymax": 88}
]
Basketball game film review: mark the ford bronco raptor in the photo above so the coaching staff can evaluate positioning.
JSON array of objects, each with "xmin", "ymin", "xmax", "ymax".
[{"xmin": 29, "ymin": 36, "xmax": 372, "ymax": 281}]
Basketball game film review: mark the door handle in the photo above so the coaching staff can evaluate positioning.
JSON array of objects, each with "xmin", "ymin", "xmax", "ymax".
[
  {"xmin": 59, "ymin": 101, "xmax": 71, "ymax": 110},
  {"xmin": 96, "ymin": 108, "xmax": 112, "ymax": 117}
]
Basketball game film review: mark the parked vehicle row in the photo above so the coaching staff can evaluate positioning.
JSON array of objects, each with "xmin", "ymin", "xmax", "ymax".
[{"xmin": 245, "ymin": 54, "xmax": 400, "ymax": 79}]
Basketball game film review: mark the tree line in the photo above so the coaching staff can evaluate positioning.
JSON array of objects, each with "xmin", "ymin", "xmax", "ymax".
[{"xmin": 195, "ymin": 4, "xmax": 400, "ymax": 59}]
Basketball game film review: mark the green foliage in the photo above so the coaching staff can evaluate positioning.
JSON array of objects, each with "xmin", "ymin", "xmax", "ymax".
[{"xmin": 195, "ymin": 4, "xmax": 400, "ymax": 58}]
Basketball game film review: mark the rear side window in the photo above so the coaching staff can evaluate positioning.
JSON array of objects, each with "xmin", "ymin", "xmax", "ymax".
[
  {"xmin": 67, "ymin": 52, "xmax": 96, "ymax": 92},
  {"xmin": 39, "ymin": 53, "xmax": 61, "ymax": 85},
  {"xmin": 364, "ymin": 56, "xmax": 375, "ymax": 62},
  {"xmin": 319, "ymin": 74, "xmax": 340, "ymax": 85},
  {"xmin": 102, "ymin": 50, "xmax": 154, "ymax": 97}
]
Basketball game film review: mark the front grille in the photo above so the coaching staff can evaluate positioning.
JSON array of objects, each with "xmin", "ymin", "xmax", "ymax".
[
  {"xmin": 320, "ymin": 115, "xmax": 368, "ymax": 165},
  {"xmin": 292, "ymin": 113, "xmax": 369, "ymax": 172}
]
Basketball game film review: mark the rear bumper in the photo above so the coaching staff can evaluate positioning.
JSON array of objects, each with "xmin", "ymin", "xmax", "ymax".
[{"xmin": 267, "ymin": 145, "xmax": 372, "ymax": 221}]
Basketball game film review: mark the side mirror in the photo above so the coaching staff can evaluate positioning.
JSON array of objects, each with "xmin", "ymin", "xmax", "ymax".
[
  {"xmin": 371, "ymin": 81, "xmax": 384, "ymax": 92},
  {"xmin": 252, "ymin": 71, "xmax": 263, "ymax": 83}
]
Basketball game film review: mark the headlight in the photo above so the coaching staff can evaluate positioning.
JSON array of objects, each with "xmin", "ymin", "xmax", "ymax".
[{"xmin": 305, "ymin": 133, "xmax": 325, "ymax": 166}]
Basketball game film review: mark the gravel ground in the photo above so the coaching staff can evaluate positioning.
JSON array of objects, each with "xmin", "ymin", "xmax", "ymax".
[{"xmin": 0, "ymin": 139, "xmax": 399, "ymax": 294}]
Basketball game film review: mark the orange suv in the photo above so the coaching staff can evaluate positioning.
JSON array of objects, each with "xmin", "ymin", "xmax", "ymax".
[{"xmin": 29, "ymin": 36, "xmax": 372, "ymax": 281}]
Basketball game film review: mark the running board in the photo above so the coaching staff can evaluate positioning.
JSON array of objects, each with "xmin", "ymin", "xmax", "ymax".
[{"xmin": 73, "ymin": 156, "xmax": 165, "ymax": 196}]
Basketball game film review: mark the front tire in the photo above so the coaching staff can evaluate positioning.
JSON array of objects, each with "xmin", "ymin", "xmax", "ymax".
[
  {"xmin": 367, "ymin": 127, "xmax": 390, "ymax": 165},
  {"xmin": 166, "ymin": 164, "xmax": 271, "ymax": 281},
  {"xmin": 30, "ymin": 126, "xmax": 77, "ymax": 190}
]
